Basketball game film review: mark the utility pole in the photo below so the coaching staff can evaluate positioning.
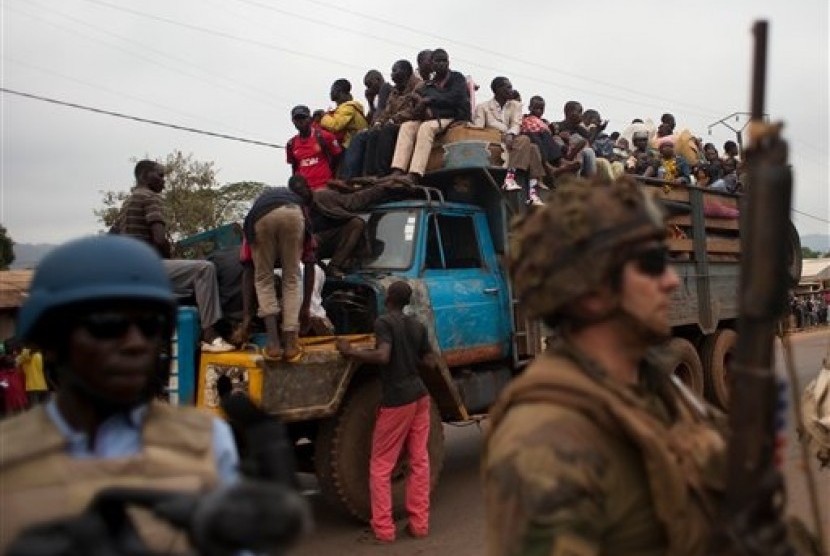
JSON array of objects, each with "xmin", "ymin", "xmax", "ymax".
[{"xmin": 708, "ymin": 111, "xmax": 768, "ymax": 155}]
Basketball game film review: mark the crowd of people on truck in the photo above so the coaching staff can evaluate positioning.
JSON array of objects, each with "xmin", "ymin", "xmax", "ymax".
[
  {"xmin": 287, "ymin": 48, "xmax": 746, "ymax": 206},
  {"xmin": 0, "ymin": 46, "xmax": 767, "ymax": 420}
]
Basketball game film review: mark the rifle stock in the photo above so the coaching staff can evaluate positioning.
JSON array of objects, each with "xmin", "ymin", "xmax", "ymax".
[{"xmin": 720, "ymin": 20, "xmax": 796, "ymax": 555}]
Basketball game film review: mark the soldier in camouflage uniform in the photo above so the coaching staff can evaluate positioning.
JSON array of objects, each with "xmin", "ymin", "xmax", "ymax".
[{"xmin": 482, "ymin": 177, "xmax": 727, "ymax": 556}]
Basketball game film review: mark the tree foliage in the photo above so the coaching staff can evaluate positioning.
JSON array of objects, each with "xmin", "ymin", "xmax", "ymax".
[
  {"xmin": 95, "ymin": 151, "xmax": 268, "ymax": 241},
  {"xmin": 801, "ymin": 246, "xmax": 822, "ymax": 259},
  {"xmin": 0, "ymin": 224, "xmax": 14, "ymax": 270}
]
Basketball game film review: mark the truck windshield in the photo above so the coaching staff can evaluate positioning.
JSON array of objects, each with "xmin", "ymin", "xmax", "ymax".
[{"xmin": 360, "ymin": 209, "xmax": 418, "ymax": 270}]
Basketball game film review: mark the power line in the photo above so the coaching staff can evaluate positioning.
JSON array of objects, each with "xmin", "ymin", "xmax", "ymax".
[
  {"xmin": 227, "ymin": 0, "xmax": 716, "ymax": 119},
  {"xmin": 0, "ymin": 88, "xmax": 284, "ymax": 149},
  {"xmin": 303, "ymin": 0, "xmax": 725, "ymax": 120},
  {"xmin": 5, "ymin": 55, "xmax": 257, "ymax": 137},
  {"xmin": 3, "ymin": 89, "xmax": 827, "ymax": 225},
  {"xmin": 77, "ymin": 0, "xmax": 717, "ymax": 118},
  {"xmin": 76, "ymin": 0, "xmax": 366, "ymax": 72},
  {"xmin": 793, "ymin": 208, "xmax": 830, "ymax": 225},
  {"xmin": 8, "ymin": 0, "xmax": 287, "ymax": 112}
]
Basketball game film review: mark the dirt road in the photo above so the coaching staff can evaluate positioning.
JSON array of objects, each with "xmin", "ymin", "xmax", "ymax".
[{"xmin": 292, "ymin": 329, "xmax": 830, "ymax": 555}]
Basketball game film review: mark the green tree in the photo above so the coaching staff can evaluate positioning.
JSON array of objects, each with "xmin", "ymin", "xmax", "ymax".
[
  {"xmin": 801, "ymin": 246, "xmax": 821, "ymax": 259},
  {"xmin": 95, "ymin": 151, "xmax": 267, "ymax": 241},
  {"xmin": 0, "ymin": 224, "xmax": 14, "ymax": 270}
]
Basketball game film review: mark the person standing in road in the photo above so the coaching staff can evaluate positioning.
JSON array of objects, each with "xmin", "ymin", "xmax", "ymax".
[
  {"xmin": 0, "ymin": 235, "xmax": 239, "ymax": 554},
  {"xmin": 336, "ymin": 281, "xmax": 436, "ymax": 543},
  {"xmin": 482, "ymin": 177, "xmax": 728, "ymax": 556},
  {"xmin": 15, "ymin": 342, "xmax": 49, "ymax": 405}
]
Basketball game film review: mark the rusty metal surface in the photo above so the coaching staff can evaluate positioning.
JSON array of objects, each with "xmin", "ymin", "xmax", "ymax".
[
  {"xmin": 0, "ymin": 270, "xmax": 33, "ymax": 309},
  {"xmin": 197, "ymin": 335, "xmax": 374, "ymax": 421},
  {"xmin": 261, "ymin": 335, "xmax": 374, "ymax": 422},
  {"xmin": 443, "ymin": 344, "xmax": 504, "ymax": 368}
]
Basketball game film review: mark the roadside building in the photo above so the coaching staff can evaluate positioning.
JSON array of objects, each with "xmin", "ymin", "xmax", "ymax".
[{"xmin": 0, "ymin": 270, "xmax": 33, "ymax": 339}]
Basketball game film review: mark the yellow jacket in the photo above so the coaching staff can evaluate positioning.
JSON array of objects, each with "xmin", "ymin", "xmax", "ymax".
[
  {"xmin": 320, "ymin": 99, "xmax": 368, "ymax": 147},
  {"xmin": 17, "ymin": 348, "xmax": 47, "ymax": 391}
]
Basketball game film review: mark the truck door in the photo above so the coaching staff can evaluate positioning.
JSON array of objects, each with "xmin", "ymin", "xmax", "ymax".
[{"xmin": 421, "ymin": 211, "xmax": 510, "ymax": 364}]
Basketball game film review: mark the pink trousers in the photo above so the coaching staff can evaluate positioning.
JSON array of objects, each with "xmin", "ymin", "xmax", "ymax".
[{"xmin": 370, "ymin": 395, "xmax": 431, "ymax": 541}]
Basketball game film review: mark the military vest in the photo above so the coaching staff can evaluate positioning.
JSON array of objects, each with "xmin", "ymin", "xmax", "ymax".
[
  {"xmin": 0, "ymin": 401, "xmax": 219, "ymax": 553},
  {"xmin": 487, "ymin": 350, "xmax": 725, "ymax": 556}
]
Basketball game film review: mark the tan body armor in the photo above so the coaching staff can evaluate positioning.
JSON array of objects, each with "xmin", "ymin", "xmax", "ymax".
[
  {"xmin": 483, "ymin": 349, "xmax": 726, "ymax": 556},
  {"xmin": 0, "ymin": 402, "xmax": 219, "ymax": 553}
]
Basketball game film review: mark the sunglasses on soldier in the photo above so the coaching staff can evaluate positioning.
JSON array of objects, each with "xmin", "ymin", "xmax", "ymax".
[
  {"xmin": 630, "ymin": 245, "xmax": 671, "ymax": 277},
  {"xmin": 75, "ymin": 312, "xmax": 168, "ymax": 340}
]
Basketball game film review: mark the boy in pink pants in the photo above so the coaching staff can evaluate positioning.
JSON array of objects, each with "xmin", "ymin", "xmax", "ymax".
[{"xmin": 336, "ymin": 281, "xmax": 436, "ymax": 542}]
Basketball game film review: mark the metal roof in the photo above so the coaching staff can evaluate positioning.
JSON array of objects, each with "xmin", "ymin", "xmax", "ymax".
[{"xmin": 0, "ymin": 270, "xmax": 33, "ymax": 309}]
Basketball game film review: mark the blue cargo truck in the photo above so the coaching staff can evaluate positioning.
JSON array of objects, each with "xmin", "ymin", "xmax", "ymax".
[{"xmin": 176, "ymin": 146, "xmax": 798, "ymax": 521}]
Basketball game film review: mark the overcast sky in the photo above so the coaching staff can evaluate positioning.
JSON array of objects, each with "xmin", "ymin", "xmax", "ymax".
[{"xmin": 1, "ymin": 0, "xmax": 828, "ymax": 244}]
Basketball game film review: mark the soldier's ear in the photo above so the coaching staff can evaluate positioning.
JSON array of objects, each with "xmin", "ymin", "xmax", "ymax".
[{"xmin": 574, "ymin": 286, "xmax": 617, "ymax": 322}]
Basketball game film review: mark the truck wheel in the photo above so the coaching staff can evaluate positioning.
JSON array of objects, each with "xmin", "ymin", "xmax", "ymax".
[
  {"xmin": 667, "ymin": 338, "xmax": 704, "ymax": 397},
  {"xmin": 701, "ymin": 329, "xmax": 737, "ymax": 409},
  {"xmin": 314, "ymin": 379, "xmax": 445, "ymax": 522}
]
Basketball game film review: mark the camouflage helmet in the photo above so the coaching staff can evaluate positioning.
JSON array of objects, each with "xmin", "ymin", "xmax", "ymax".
[{"xmin": 510, "ymin": 177, "xmax": 666, "ymax": 321}]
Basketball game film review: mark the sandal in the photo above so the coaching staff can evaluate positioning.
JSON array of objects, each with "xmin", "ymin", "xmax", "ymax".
[{"xmin": 261, "ymin": 345, "xmax": 283, "ymax": 362}]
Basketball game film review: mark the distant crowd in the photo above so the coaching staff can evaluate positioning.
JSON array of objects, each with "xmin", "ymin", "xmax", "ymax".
[{"xmin": 789, "ymin": 293, "xmax": 830, "ymax": 330}]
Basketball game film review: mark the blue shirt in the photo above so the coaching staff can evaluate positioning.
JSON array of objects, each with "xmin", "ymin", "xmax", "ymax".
[{"xmin": 44, "ymin": 400, "xmax": 239, "ymax": 484}]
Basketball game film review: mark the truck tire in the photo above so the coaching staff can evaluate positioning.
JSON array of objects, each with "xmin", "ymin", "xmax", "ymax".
[
  {"xmin": 667, "ymin": 338, "xmax": 704, "ymax": 397},
  {"xmin": 701, "ymin": 329, "xmax": 737, "ymax": 409},
  {"xmin": 314, "ymin": 379, "xmax": 445, "ymax": 522}
]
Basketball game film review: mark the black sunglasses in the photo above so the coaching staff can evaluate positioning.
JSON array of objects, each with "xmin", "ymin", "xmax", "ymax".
[
  {"xmin": 75, "ymin": 312, "xmax": 168, "ymax": 340},
  {"xmin": 631, "ymin": 246, "xmax": 670, "ymax": 277}
]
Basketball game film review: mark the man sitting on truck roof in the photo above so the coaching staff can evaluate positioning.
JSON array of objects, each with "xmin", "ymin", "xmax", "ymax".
[
  {"xmin": 364, "ymin": 69, "xmax": 393, "ymax": 126},
  {"xmin": 339, "ymin": 71, "xmax": 395, "ymax": 180},
  {"xmin": 474, "ymin": 77, "xmax": 546, "ymax": 205},
  {"xmin": 520, "ymin": 96, "xmax": 581, "ymax": 183},
  {"xmin": 415, "ymin": 49, "xmax": 433, "ymax": 81},
  {"xmin": 389, "ymin": 48, "xmax": 471, "ymax": 183},
  {"xmin": 320, "ymin": 78, "xmax": 369, "ymax": 149},
  {"xmin": 363, "ymin": 60, "xmax": 424, "ymax": 177},
  {"xmin": 287, "ymin": 105, "xmax": 343, "ymax": 191},
  {"xmin": 625, "ymin": 130, "xmax": 657, "ymax": 175},
  {"xmin": 553, "ymin": 100, "xmax": 599, "ymax": 178},
  {"xmin": 645, "ymin": 137, "xmax": 691, "ymax": 185},
  {"xmin": 110, "ymin": 160, "xmax": 234, "ymax": 353}
]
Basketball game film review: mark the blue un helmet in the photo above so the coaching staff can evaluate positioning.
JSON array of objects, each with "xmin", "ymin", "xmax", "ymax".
[{"xmin": 17, "ymin": 235, "xmax": 176, "ymax": 343}]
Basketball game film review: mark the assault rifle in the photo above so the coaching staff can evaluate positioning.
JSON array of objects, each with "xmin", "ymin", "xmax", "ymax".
[{"xmin": 718, "ymin": 20, "xmax": 796, "ymax": 556}]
